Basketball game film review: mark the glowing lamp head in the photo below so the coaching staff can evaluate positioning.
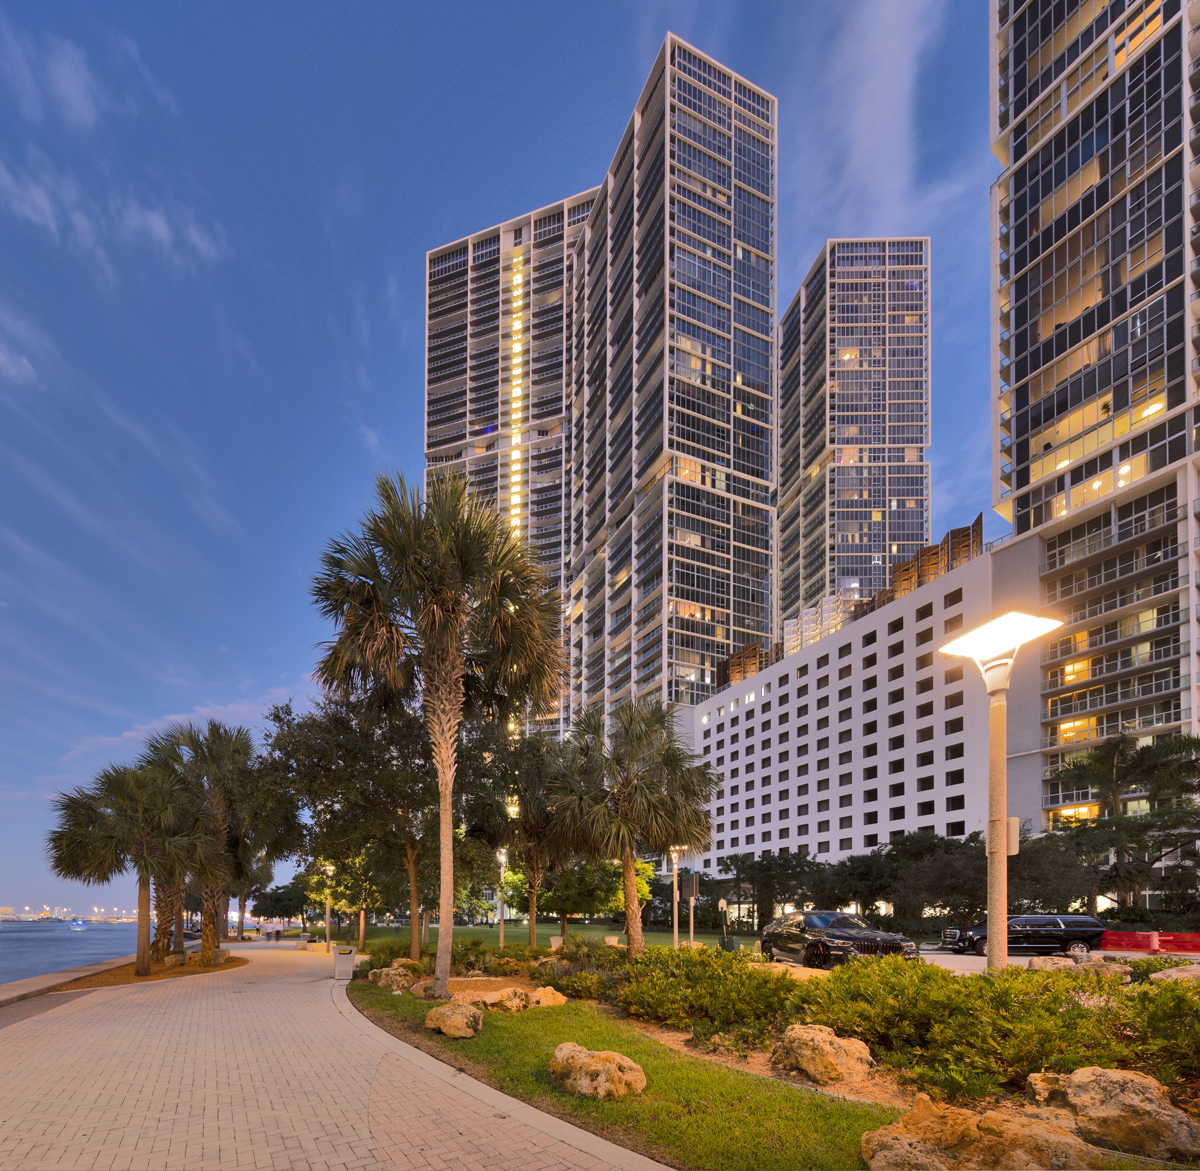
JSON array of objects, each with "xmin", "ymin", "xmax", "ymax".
[{"xmin": 940, "ymin": 611, "xmax": 1063, "ymax": 666}]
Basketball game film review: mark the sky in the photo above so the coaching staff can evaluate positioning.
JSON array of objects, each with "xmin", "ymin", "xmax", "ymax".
[{"xmin": 0, "ymin": 1, "xmax": 998, "ymax": 912}]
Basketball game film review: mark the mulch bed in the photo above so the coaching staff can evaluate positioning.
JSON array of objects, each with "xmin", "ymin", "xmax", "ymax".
[{"xmin": 56, "ymin": 955, "xmax": 250, "ymax": 990}]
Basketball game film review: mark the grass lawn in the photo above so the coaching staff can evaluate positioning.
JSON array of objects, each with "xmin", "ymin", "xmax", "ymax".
[
  {"xmin": 309, "ymin": 921, "xmax": 744, "ymax": 952},
  {"xmin": 348, "ymin": 981, "xmax": 894, "ymax": 1171}
]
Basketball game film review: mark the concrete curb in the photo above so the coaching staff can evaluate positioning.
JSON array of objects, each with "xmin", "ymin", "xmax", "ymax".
[
  {"xmin": 332, "ymin": 979, "xmax": 668, "ymax": 1171},
  {"xmin": 0, "ymin": 942, "xmax": 201, "ymax": 1008}
]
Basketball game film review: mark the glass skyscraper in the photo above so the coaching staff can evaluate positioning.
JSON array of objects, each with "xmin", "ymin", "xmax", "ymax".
[
  {"xmin": 990, "ymin": 0, "xmax": 1197, "ymax": 824},
  {"xmin": 777, "ymin": 238, "xmax": 932, "ymax": 626},
  {"xmin": 424, "ymin": 195, "xmax": 598, "ymax": 730},
  {"xmin": 564, "ymin": 36, "xmax": 777, "ymax": 717}
]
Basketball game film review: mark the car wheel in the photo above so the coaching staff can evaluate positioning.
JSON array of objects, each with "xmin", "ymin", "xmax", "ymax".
[
  {"xmin": 1064, "ymin": 940, "xmax": 1090, "ymax": 956},
  {"xmin": 802, "ymin": 943, "xmax": 825, "ymax": 969},
  {"xmin": 973, "ymin": 939, "xmax": 987, "ymax": 957},
  {"xmin": 763, "ymin": 946, "xmax": 776, "ymax": 962}
]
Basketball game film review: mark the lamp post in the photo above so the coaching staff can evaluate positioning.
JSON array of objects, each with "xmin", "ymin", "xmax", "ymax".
[
  {"xmin": 669, "ymin": 847, "xmax": 682, "ymax": 950},
  {"xmin": 497, "ymin": 848, "xmax": 507, "ymax": 950},
  {"xmin": 940, "ymin": 611, "xmax": 1061, "ymax": 971},
  {"xmin": 324, "ymin": 863, "xmax": 335, "ymax": 954}
]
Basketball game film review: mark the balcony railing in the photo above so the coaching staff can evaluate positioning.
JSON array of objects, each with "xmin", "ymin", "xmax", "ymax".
[
  {"xmin": 1042, "ymin": 611, "xmax": 1184, "ymax": 662},
  {"xmin": 1057, "ymin": 575, "xmax": 1187, "ymax": 628},
  {"xmin": 1042, "ymin": 546, "xmax": 1183, "ymax": 603},
  {"xmin": 1040, "ymin": 505, "xmax": 1183, "ymax": 574},
  {"xmin": 1041, "ymin": 708, "xmax": 1190, "ymax": 749},
  {"xmin": 1042, "ymin": 789, "xmax": 1097, "ymax": 808},
  {"xmin": 1045, "ymin": 675, "xmax": 1189, "ymax": 720},
  {"xmin": 1042, "ymin": 641, "xmax": 1189, "ymax": 691}
]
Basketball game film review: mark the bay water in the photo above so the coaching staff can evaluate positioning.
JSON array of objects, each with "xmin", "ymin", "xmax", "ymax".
[{"xmin": 0, "ymin": 920, "xmax": 140, "ymax": 985}]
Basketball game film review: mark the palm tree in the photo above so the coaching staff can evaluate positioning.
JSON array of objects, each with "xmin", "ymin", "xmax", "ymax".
[
  {"xmin": 499, "ymin": 736, "xmax": 573, "ymax": 947},
  {"xmin": 143, "ymin": 721, "xmax": 257, "ymax": 966},
  {"xmin": 311, "ymin": 471, "xmax": 563, "ymax": 996},
  {"xmin": 1053, "ymin": 732, "xmax": 1200, "ymax": 911},
  {"xmin": 555, "ymin": 697, "xmax": 718, "ymax": 955},
  {"xmin": 48, "ymin": 766, "xmax": 200, "ymax": 976}
]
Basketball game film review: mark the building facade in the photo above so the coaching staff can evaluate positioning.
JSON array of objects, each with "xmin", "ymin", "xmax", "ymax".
[
  {"xmin": 424, "ymin": 194, "xmax": 598, "ymax": 729},
  {"xmin": 778, "ymin": 239, "xmax": 932, "ymax": 627},
  {"xmin": 564, "ymin": 36, "xmax": 777, "ymax": 719},
  {"xmin": 991, "ymin": 0, "xmax": 1199, "ymax": 825},
  {"xmin": 681, "ymin": 545, "xmax": 998, "ymax": 874}
]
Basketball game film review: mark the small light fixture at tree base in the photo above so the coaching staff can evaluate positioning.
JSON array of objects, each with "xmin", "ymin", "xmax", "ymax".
[{"xmin": 505, "ymin": 793, "xmax": 520, "ymax": 819}]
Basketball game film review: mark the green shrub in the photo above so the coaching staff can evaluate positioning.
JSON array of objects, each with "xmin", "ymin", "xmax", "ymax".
[
  {"xmin": 450, "ymin": 934, "xmax": 489, "ymax": 972},
  {"xmin": 365, "ymin": 937, "xmax": 411, "ymax": 970},
  {"xmin": 784, "ymin": 955, "xmax": 1200, "ymax": 1100},
  {"xmin": 616, "ymin": 947, "xmax": 795, "ymax": 1036},
  {"xmin": 1126, "ymin": 955, "xmax": 1187, "ymax": 983},
  {"xmin": 556, "ymin": 937, "xmax": 627, "ymax": 969}
]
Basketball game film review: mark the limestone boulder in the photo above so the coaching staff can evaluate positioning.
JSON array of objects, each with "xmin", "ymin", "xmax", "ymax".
[
  {"xmin": 531, "ymin": 985, "xmax": 568, "ymax": 1007},
  {"xmin": 861, "ymin": 1092, "xmax": 1102, "ymax": 1170},
  {"xmin": 770, "ymin": 1024, "xmax": 874, "ymax": 1085},
  {"xmin": 548, "ymin": 1042, "xmax": 646, "ymax": 1100},
  {"xmin": 1027, "ymin": 956, "xmax": 1077, "ymax": 971},
  {"xmin": 449, "ymin": 986, "xmax": 531, "ymax": 1012},
  {"xmin": 1149, "ymin": 963, "xmax": 1200, "ymax": 983},
  {"xmin": 389, "ymin": 957, "xmax": 421, "ymax": 972},
  {"xmin": 377, "ymin": 968, "xmax": 415, "ymax": 994},
  {"xmin": 367, "ymin": 968, "xmax": 382, "ymax": 984},
  {"xmin": 424, "ymin": 1001, "xmax": 482, "ymax": 1039},
  {"xmin": 1026, "ymin": 1067, "xmax": 1200, "ymax": 1162}
]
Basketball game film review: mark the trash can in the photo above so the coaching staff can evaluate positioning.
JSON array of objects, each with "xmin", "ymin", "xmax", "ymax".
[
  {"xmin": 297, "ymin": 933, "xmax": 311, "ymax": 950},
  {"xmin": 333, "ymin": 946, "xmax": 357, "ymax": 979}
]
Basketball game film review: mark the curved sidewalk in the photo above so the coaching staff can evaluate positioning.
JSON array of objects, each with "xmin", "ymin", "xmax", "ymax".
[{"xmin": 0, "ymin": 944, "xmax": 663, "ymax": 1171}]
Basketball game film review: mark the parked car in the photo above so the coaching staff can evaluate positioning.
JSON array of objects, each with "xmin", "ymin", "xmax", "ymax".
[
  {"xmin": 760, "ymin": 910, "xmax": 918, "ymax": 968},
  {"xmin": 941, "ymin": 915, "xmax": 1106, "ymax": 956}
]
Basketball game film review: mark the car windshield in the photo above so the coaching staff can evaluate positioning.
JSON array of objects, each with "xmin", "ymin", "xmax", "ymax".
[{"xmin": 804, "ymin": 913, "xmax": 871, "ymax": 929}]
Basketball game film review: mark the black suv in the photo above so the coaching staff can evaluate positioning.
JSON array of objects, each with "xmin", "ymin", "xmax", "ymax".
[
  {"xmin": 941, "ymin": 915, "xmax": 1106, "ymax": 956},
  {"xmin": 761, "ymin": 910, "xmax": 918, "ymax": 968}
]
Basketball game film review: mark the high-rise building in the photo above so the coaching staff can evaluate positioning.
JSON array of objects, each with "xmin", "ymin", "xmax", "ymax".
[
  {"xmin": 778, "ymin": 239, "xmax": 932, "ymax": 627},
  {"xmin": 564, "ymin": 36, "xmax": 777, "ymax": 718},
  {"xmin": 990, "ymin": 0, "xmax": 1196, "ymax": 824},
  {"xmin": 424, "ymin": 194, "xmax": 598, "ymax": 729}
]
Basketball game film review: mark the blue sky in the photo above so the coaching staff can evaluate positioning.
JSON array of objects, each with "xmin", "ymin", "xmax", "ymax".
[{"xmin": 0, "ymin": 1, "xmax": 997, "ymax": 911}]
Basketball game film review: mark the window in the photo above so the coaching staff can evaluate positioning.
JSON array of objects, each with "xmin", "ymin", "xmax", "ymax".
[
  {"xmin": 916, "ymin": 628, "xmax": 933, "ymax": 646},
  {"xmin": 889, "ymin": 806, "xmax": 905, "ymax": 821},
  {"xmin": 817, "ymin": 654, "xmax": 829, "ymax": 668},
  {"xmin": 944, "ymin": 587, "xmax": 962, "ymax": 607},
  {"xmin": 889, "ymin": 735, "xmax": 904, "ymax": 751},
  {"xmin": 889, "ymin": 687, "xmax": 904, "ymax": 704},
  {"xmin": 918, "ymin": 801, "xmax": 934, "ymax": 816},
  {"xmin": 916, "ymin": 677, "xmax": 933, "ymax": 695},
  {"xmin": 888, "ymin": 618, "xmax": 904, "ymax": 635},
  {"xmin": 945, "ymin": 665, "xmax": 963, "ymax": 684},
  {"xmin": 945, "ymin": 717, "xmax": 964, "ymax": 735},
  {"xmin": 916, "ymin": 750, "xmax": 934, "ymax": 766},
  {"xmin": 946, "ymin": 769, "xmax": 964, "ymax": 786},
  {"xmin": 888, "ymin": 665, "xmax": 904, "ymax": 681},
  {"xmin": 945, "ymin": 692, "xmax": 963, "ymax": 709},
  {"xmin": 864, "ymin": 833, "xmax": 879, "ymax": 847},
  {"xmin": 916, "ymin": 602, "xmax": 933, "ymax": 620},
  {"xmin": 916, "ymin": 701, "xmax": 933, "ymax": 718},
  {"xmin": 839, "ymin": 642, "xmax": 852, "ymax": 659},
  {"xmin": 889, "ymin": 782, "xmax": 905, "ymax": 797},
  {"xmin": 890, "ymin": 829, "xmax": 905, "ymax": 841},
  {"xmin": 839, "ymin": 816, "xmax": 852, "ymax": 830},
  {"xmin": 944, "ymin": 614, "xmax": 963, "ymax": 634},
  {"xmin": 864, "ymin": 811, "xmax": 878, "ymax": 825},
  {"xmin": 889, "ymin": 641, "xmax": 904, "ymax": 658},
  {"xmin": 863, "ymin": 653, "xmax": 877, "ymax": 668},
  {"xmin": 917, "ymin": 776, "xmax": 934, "ymax": 791},
  {"xmin": 889, "ymin": 759, "xmax": 905, "ymax": 774},
  {"xmin": 946, "ymin": 794, "xmax": 965, "ymax": 811},
  {"xmin": 839, "ymin": 837, "xmax": 852, "ymax": 850},
  {"xmin": 946, "ymin": 821, "xmax": 965, "ymax": 836},
  {"xmin": 862, "ymin": 630, "xmax": 877, "ymax": 646},
  {"xmin": 888, "ymin": 711, "xmax": 904, "ymax": 728},
  {"xmin": 945, "ymin": 743, "xmax": 964, "ymax": 760},
  {"xmin": 915, "ymin": 652, "xmax": 933, "ymax": 670}
]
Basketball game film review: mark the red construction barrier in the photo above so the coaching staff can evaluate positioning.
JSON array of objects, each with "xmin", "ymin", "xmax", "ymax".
[{"xmin": 1101, "ymin": 931, "xmax": 1200, "ymax": 953}]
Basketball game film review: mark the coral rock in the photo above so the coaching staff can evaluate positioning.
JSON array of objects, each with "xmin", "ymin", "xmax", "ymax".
[
  {"xmin": 531, "ymin": 986, "xmax": 568, "ymax": 1007},
  {"xmin": 377, "ymin": 968, "xmax": 415, "ymax": 993},
  {"xmin": 424, "ymin": 1001, "xmax": 482, "ymax": 1039},
  {"xmin": 1026, "ymin": 1067, "xmax": 1200, "ymax": 1162},
  {"xmin": 1149, "ymin": 964, "xmax": 1200, "ymax": 983},
  {"xmin": 770, "ymin": 1024, "xmax": 874, "ymax": 1084},
  {"xmin": 548, "ymin": 1042, "xmax": 646, "ymax": 1100},
  {"xmin": 367, "ymin": 969, "xmax": 382, "ymax": 984},
  {"xmin": 862, "ymin": 1092, "xmax": 1102, "ymax": 1170}
]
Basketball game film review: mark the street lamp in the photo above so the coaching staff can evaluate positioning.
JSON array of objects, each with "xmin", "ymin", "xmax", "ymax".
[
  {"xmin": 496, "ymin": 849, "xmax": 508, "ymax": 949},
  {"xmin": 323, "ymin": 864, "xmax": 335, "ymax": 954},
  {"xmin": 669, "ymin": 847, "xmax": 682, "ymax": 950},
  {"xmin": 941, "ymin": 611, "xmax": 1061, "ymax": 970}
]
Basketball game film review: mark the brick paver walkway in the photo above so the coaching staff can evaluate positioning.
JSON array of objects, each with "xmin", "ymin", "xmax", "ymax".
[{"xmin": 0, "ymin": 945, "xmax": 662, "ymax": 1171}]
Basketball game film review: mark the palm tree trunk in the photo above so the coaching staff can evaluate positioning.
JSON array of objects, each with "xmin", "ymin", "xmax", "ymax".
[
  {"xmin": 358, "ymin": 906, "xmax": 366, "ymax": 952},
  {"xmin": 173, "ymin": 904, "xmax": 185, "ymax": 960},
  {"xmin": 406, "ymin": 846, "xmax": 421, "ymax": 962},
  {"xmin": 135, "ymin": 875, "xmax": 152, "ymax": 977},
  {"xmin": 237, "ymin": 893, "xmax": 247, "ymax": 941},
  {"xmin": 200, "ymin": 883, "xmax": 222, "ymax": 966},
  {"xmin": 426, "ymin": 648, "xmax": 464, "ymax": 999},
  {"xmin": 622, "ymin": 847, "xmax": 644, "ymax": 956},
  {"xmin": 528, "ymin": 870, "xmax": 539, "ymax": 949},
  {"xmin": 223, "ymin": 894, "xmax": 232, "ymax": 941},
  {"xmin": 151, "ymin": 879, "xmax": 171, "ymax": 962}
]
